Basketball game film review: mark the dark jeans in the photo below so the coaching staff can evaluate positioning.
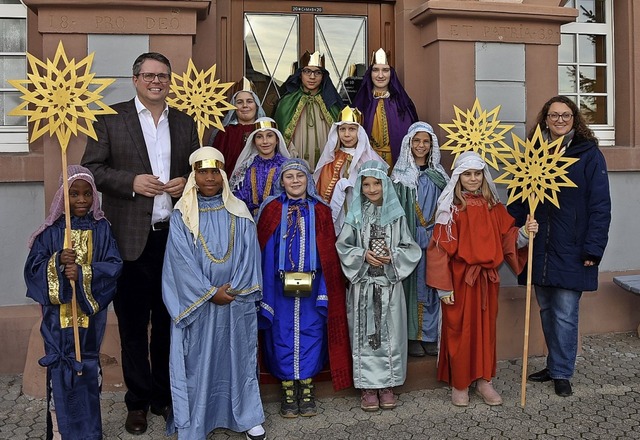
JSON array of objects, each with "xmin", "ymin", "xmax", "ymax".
[{"xmin": 113, "ymin": 229, "xmax": 171, "ymax": 411}]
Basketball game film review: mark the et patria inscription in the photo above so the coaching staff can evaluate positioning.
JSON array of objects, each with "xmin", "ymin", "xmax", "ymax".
[{"xmin": 442, "ymin": 21, "xmax": 560, "ymax": 45}]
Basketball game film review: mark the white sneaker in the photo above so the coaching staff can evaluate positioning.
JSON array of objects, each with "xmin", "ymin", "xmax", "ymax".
[{"xmin": 246, "ymin": 424, "xmax": 266, "ymax": 440}]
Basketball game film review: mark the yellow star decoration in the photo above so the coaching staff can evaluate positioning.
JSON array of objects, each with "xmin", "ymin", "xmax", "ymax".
[
  {"xmin": 439, "ymin": 98, "xmax": 514, "ymax": 170},
  {"xmin": 494, "ymin": 125, "xmax": 578, "ymax": 213},
  {"xmin": 167, "ymin": 59, "xmax": 236, "ymax": 146},
  {"xmin": 8, "ymin": 41, "xmax": 116, "ymax": 153}
]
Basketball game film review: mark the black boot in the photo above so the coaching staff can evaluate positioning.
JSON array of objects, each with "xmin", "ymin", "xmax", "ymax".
[
  {"xmin": 298, "ymin": 378, "xmax": 317, "ymax": 417},
  {"xmin": 280, "ymin": 380, "xmax": 299, "ymax": 418}
]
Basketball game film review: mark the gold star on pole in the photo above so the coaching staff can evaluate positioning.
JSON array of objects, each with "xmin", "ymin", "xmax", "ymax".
[
  {"xmin": 167, "ymin": 59, "xmax": 236, "ymax": 146},
  {"xmin": 494, "ymin": 125, "xmax": 578, "ymax": 213},
  {"xmin": 8, "ymin": 40, "xmax": 117, "ymax": 370},
  {"xmin": 8, "ymin": 41, "xmax": 116, "ymax": 152},
  {"xmin": 439, "ymin": 98, "xmax": 514, "ymax": 170}
]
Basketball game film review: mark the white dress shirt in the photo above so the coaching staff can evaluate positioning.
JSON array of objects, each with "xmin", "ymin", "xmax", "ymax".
[{"xmin": 135, "ymin": 96, "xmax": 172, "ymax": 225}]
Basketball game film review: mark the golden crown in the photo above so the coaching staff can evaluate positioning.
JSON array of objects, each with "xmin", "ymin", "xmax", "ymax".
[
  {"xmin": 300, "ymin": 51, "xmax": 325, "ymax": 69},
  {"xmin": 371, "ymin": 48, "xmax": 391, "ymax": 66},
  {"xmin": 338, "ymin": 107, "xmax": 363, "ymax": 125},
  {"xmin": 194, "ymin": 159, "xmax": 224, "ymax": 171},
  {"xmin": 255, "ymin": 119, "xmax": 278, "ymax": 130},
  {"xmin": 229, "ymin": 76, "xmax": 256, "ymax": 97}
]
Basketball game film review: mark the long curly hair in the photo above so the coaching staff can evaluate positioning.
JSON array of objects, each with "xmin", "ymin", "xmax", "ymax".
[{"xmin": 529, "ymin": 95, "xmax": 597, "ymax": 142}]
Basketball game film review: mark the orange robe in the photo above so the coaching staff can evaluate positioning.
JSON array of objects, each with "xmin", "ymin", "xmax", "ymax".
[
  {"xmin": 426, "ymin": 194, "xmax": 527, "ymax": 389},
  {"xmin": 316, "ymin": 149, "xmax": 352, "ymax": 203}
]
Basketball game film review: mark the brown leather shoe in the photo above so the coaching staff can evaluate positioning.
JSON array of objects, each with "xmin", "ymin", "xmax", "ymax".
[{"xmin": 125, "ymin": 409, "xmax": 148, "ymax": 435}]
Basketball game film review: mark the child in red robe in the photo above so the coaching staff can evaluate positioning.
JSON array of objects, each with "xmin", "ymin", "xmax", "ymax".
[{"xmin": 426, "ymin": 151, "xmax": 537, "ymax": 407}]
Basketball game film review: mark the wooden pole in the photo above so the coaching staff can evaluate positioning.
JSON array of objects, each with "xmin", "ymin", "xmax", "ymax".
[
  {"xmin": 60, "ymin": 154, "xmax": 83, "ymax": 374},
  {"xmin": 520, "ymin": 207, "xmax": 535, "ymax": 407}
]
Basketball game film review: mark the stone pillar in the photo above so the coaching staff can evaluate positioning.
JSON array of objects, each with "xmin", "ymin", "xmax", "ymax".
[
  {"xmin": 403, "ymin": 0, "xmax": 576, "ymax": 160},
  {"xmin": 22, "ymin": 0, "xmax": 210, "ymax": 207}
]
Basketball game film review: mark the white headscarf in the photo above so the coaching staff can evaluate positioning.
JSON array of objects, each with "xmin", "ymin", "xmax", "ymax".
[
  {"xmin": 228, "ymin": 117, "xmax": 291, "ymax": 189},
  {"xmin": 391, "ymin": 121, "xmax": 449, "ymax": 190},
  {"xmin": 208, "ymin": 90, "xmax": 267, "ymax": 145},
  {"xmin": 434, "ymin": 151, "xmax": 500, "ymax": 232},
  {"xmin": 175, "ymin": 147, "xmax": 253, "ymax": 243},
  {"xmin": 313, "ymin": 121, "xmax": 387, "ymax": 182}
]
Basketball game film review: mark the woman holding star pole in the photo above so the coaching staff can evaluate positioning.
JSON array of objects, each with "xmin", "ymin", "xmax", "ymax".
[{"xmin": 508, "ymin": 95, "xmax": 611, "ymax": 398}]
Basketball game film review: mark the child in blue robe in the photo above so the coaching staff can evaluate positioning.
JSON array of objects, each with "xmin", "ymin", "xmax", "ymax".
[
  {"xmin": 257, "ymin": 159, "xmax": 352, "ymax": 418},
  {"xmin": 24, "ymin": 165, "xmax": 122, "ymax": 440},
  {"xmin": 162, "ymin": 147, "xmax": 266, "ymax": 440}
]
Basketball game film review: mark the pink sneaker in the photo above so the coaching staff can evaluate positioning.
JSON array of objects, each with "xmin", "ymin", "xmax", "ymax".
[
  {"xmin": 360, "ymin": 389, "xmax": 379, "ymax": 412},
  {"xmin": 451, "ymin": 387, "xmax": 469, "ymax": 407},
  {"xmin": 475, "ymin": 379, "xmax": 502, "ymax": 406},
  {"xmin": 378, "ymin": 388, "xmax": 397, "ymax": 409}
]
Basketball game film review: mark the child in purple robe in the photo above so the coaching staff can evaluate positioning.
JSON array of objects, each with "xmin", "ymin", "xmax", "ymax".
[
  {"xmin": 24, "ymin": 165, "xmax": 122, "ymax": 440},
  {"xmin": 229, "ymin": 117, "xmax": 291, "ymax": 218},
  {"xmin": 352, "ymin": 48, "xmax": 418, "ymax": 166}
]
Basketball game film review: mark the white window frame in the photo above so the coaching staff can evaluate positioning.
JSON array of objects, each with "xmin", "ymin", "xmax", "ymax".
[
  {"xmin": 560, "ymin": 0, "xmax": 614, "ymax": 146},
  {"xmin": 0, "ymin": 3, "xmax": 28, "ymax": 153}
]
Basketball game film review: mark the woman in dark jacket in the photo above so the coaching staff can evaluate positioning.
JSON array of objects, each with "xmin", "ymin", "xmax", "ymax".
[{"xmin": 508, "ymin": 95, "xmax": 611, "ymax": 397}]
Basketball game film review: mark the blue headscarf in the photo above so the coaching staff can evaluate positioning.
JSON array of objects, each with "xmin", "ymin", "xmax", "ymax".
[
  {"xmin": 257, "ymin": 158, "xmax": 327, "ymax": 221},
  {"xmin": 344, "ymin": 160, "xmax": 405, "ymax": 230}
]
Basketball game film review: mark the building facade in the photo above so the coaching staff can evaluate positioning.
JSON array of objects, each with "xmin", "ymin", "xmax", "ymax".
[{"xmin": 1, "ymin": 0, "xmax": 638, "ymax": 382}]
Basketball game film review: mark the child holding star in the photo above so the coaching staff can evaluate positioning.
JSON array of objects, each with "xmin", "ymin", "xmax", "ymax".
[
  {"xmin": 426, "ymin": 151, "xmax": 538, "ymax": 407},
  {"xmin": 24, "ymin": 165, "xmax": 123, "ymax": 440}
]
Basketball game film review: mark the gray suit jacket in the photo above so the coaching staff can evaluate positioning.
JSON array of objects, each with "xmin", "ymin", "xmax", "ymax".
[{"xmin": 82, "ymin": 99, "xmax": 199, "ymax": 261}]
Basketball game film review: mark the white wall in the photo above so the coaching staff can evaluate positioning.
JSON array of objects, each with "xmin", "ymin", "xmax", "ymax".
[
  {"xmin": 0, "ymin": 182, "xmax": 44, "ymax": 306},
  {"xmin": 599, "ymin": 172, "xmax": 640, "ymax": 271}
]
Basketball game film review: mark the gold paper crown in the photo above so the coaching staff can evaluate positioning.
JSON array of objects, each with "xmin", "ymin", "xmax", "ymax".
[
  {"xmin": 371, "ymin": 48, "xmax": 391, "ymax": 66},
  {"xmin": 194, "ymin": 159, "xmax": 224, "ymax": 171},
  {"xmin": 229, "ymin": 76, "xmax": 256, "ymax": 96},
  {"xmin": 255, "ymin": 119, "xmax": 278, "ymax": 130},
  {"xmin": 300, "ymin": 51, "xmax": 325, "ymax": 69},
  {"xmin": 338, "ymin": 107, "xmax": 363, "ymax": 125}
]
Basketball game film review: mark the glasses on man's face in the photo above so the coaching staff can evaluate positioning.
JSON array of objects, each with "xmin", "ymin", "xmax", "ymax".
[
  {"xmin": 137, "ymin": 72, "xmax": 171, "ymax": 83},
  {"xmin": 301, "ymin": 68, "xmax": 323, "ymax": 77},
  {"xmin": 547, "ymin": 112, "xmax": 573, "ymax": 122}
]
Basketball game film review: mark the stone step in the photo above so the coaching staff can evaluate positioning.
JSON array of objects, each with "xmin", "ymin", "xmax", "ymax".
[{"xmin": 259, "ymin": 354, "xmax": 441, "ymax": 403}]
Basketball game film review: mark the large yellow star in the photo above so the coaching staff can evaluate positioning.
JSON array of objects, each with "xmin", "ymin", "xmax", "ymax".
[
  {"xmin": 8, "ymin": 41, "xmax": 116, "ymax": 152},
  {"xmin": 167, "ymin": 60, "xmax": 236, "ymax": 146},
  {"xmin": 495, "ymin": 125, "xmax": 578, "ymax": 212},
  {"xmin": 439, "ymin": 98, "xmax": 514, "ymax": 170}
]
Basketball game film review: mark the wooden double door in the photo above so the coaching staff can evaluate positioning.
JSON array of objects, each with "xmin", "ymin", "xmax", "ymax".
[{"xmin": 221, "ymin": 0, "xmax": 395, "ymax": 115}]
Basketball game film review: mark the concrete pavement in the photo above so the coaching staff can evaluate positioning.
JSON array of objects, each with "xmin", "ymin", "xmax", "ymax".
[{"xmin": 1, "ymin": 332, "xmax": 639, "ymax": 439}]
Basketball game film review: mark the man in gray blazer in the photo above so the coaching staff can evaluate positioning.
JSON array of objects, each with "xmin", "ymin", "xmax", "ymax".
[{"xmin": 82, "ymin": 52, "xmax": 199, "ymax": 435}]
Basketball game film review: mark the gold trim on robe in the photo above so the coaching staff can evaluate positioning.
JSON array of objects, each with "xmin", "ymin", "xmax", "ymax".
[
  {"xmin": 57, "ymin": 229, "xmax": 96, "ymax": 329},
  {"xmin": 371, "ymin": 99, "xmax": 392, "ymax": 167}
]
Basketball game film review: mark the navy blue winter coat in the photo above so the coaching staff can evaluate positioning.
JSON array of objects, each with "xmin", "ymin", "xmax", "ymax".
[{"xmin": 508, "ymin": 135, "xmax": 611, "ymax": 292}]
